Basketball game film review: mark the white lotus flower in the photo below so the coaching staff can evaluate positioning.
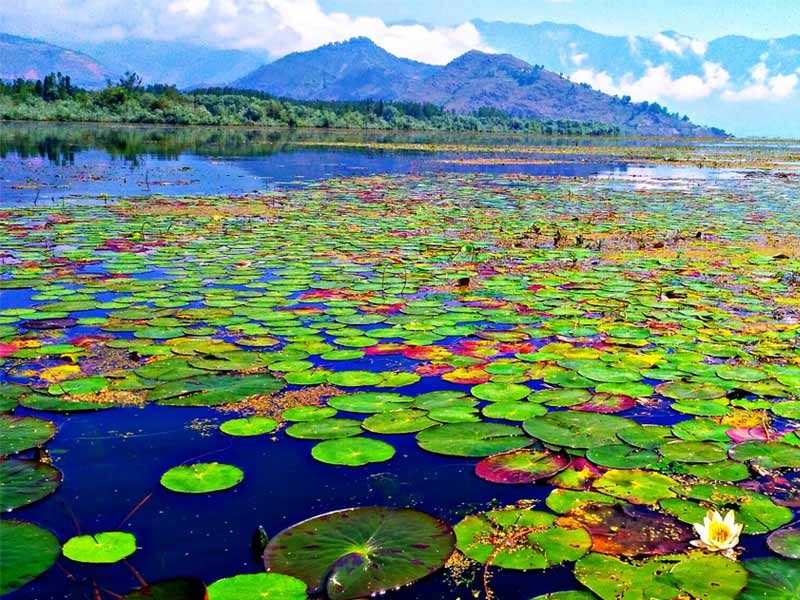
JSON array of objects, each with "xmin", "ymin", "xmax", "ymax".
[{"xmin": 691, "ymin": 510, "xmax": 743, "ymax": 559}]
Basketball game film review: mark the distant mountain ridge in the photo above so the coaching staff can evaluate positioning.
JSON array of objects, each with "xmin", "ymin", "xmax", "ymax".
[
  {"xmin": 0, "ymin": 33, "xmax": 111, "ymax": 88},
  {"xmin": 81, "ymin": 40, "xmax": 266, "ymax": 89},
  {"xmin": 234, "ymin": 37, "xmax": 437, "ymax": 101},
  {"xmin": 232, "ymin": 38, "xmax": 724, "ymax": 137}
]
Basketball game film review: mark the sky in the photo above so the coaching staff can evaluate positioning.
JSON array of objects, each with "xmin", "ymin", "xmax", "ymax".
[
  {"xmin": 1, "ymin": 0, "xmax": 798, "ymax": 136},
  {"xmin": 320, "ymin": 0, "xmax": 800, "ymax": 41}
]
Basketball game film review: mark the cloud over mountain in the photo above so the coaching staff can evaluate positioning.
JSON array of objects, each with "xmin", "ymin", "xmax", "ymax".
[{"xmin": 0, "ymin": 0, "xmax": 490, "ymax": 64}]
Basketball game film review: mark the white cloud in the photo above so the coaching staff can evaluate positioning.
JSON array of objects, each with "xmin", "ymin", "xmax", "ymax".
[
  {"xmin": 571, "ymin": 52, "xmax": 588, "ymax": 66},
  {"xmin": 571, "ymin": 61, "xmax": 728, "ymax": 102},
  {"xmin": 652, "ymin": 32, "xmax": 706, "ymax": 56},
  {"xmin": 0, "ymin": 0, "xmax": 490, "ymax": 64},
  {"xmin": 722, "ymin": 63, "xmax": 799, "ymax": 101}
]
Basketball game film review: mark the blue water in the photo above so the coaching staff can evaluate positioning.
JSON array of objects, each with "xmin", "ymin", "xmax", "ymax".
[{"xmin": 0, "ymin": 124, "xmax": 778, "ymax": 600}]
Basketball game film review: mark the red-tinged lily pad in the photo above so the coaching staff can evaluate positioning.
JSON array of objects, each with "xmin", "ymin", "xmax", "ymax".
[
  {"xmin": 475, "ymin": 449, "xmax": 570, "ymax": 484},
  {"xmin": 573, "ymin": 393, "xmax": 635, "ymax": 414},
  {"xmin": 263, "ymin": 507, "xmax": 454, "ymax": 600},
  {"xmin": 556, "ymin": 503, "xmax": 693, "ymax": 557},
  {"xmin": 767, "ymin": 529, "xmax": 800, "ymax": 559}
]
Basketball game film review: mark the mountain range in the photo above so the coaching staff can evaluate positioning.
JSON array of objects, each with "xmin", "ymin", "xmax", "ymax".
[
  {"xmin": 3, "ymin": 20, "xmax": 799, "ymax": 136},
  {"xmin": 233, "ymin": 38, "xmax": 719, "ymax": 137}
]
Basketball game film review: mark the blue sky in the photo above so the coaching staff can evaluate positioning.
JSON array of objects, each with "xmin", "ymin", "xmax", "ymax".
[{"xmin": 320, "ymin": 0, "xmax": 800, "ymax": 40}]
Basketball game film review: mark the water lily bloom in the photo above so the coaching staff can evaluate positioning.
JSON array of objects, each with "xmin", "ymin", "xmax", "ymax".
[{"xmin": 691, "ymin": 510, "xmax": 743, "ymax": 558}]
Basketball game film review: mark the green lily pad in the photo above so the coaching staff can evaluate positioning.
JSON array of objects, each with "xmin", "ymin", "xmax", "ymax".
[
  {"xmin": 263, "ymin": 507, "xmax": 454, "ymax": 600},
  {"xmin": 328, "ymin": 392, "xmax": 413, "ymax": 413},
  {"xmin": 454, "ymin": 508, "xmax": 590, "ymax": 570},
  {"xmin": 362, "ymin": 409, "xmax": 436, "ymax": 434},
  {"xmin": 575, "ymin": 553, "xmax": 746, "ymax": 600},
  {"xmin": 311, "ymin": 438, "xmax": 395, "ymax": 466},
  {"xmin": 282, "ymin": 406, "xmax": 337, "ymax": 421},
  {"xmin": 0, "ymin": 415, "xmax": 57, "ymax": 456},
  {"xmin": 62, "ymin": 531, "xmax": 137, "ymax": 563},
  {"xmin": 659, "ymin": 441, "xmax": 727, "ymax": 463},
  {"xmin": 285, "ymin": 418, "xmax": 363, "ymax": 440},
  {"xmin": 523, "ymin": 411, "xmax": 638, "ymax": 449},
  {"xmin": 593, "ymin": 469, "xmax": 678, "ymax": 505},
  {"xmin": 326, "ymin": 371, "xmax": 384, "ymax": 387},
  {"xmin": 470, "ymin": 382, "xmax": 530, "ymax": 402},
  {"xmin": 738, "ymin": 558, "xmax": 800, "ymax": 600},
  {"xmin": 481, "ymin": 401, "xmax": 547, "ymax": 421},
  {"xmin": 729, "ymin": 441, "xmax": 800, "ymax": 469},
  {"xmin": 0, "ymin": 519, "xmax": 61, "ymax": 594},
  {"xmin": 160, "ymin": 462, "xmax": 244, "ymax": 493},
  {"xmin": 220, "ymin": 416, "xmax": 278, "ymax": 437},
  {"xmin": 662, "ymin": 483, "xmax": 792, "ymax": 534},
  {"xmin": 656, "ymin": 381, "xmax": 727, "ymax": 400},
  {"xmin": 586, "ymin": 444, "xmax": 659, "ymax": 469},
  {"xmin": 416, "ymin": 422, "xmax": 530, "ymax": 457},
  {"xmin": 207, "ymin": 573, "xmax": 307, "ymax": 600},
  {"xmin": 0, "ymin": 459, "xmax": 62, "ymax": 511}
]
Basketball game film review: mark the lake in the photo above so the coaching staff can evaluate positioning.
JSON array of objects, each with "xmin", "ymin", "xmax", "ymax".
[{"xmin": 2, "ymin": 123, "xmax": 800, "ymax": 600}]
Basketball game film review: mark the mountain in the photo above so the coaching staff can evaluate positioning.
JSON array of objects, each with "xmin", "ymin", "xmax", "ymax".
[
  {"xmin": 0, "ymin": 33, "xmax": 111, "ymax": 88},
  {"xmin": 80, "ymin": 40, "xmax": 266, "ymax": 89},
  {"xmin": 471, "ymin": 20, "xmax": 800, "ymax": 137},
  {"xmin": 400, "ymin": 50, "xmax": 714, "ymax": 136},
  {"xmin": 233, "ymin": 38, "xmax": 722, "ymax": 136},
  {"xmin": 233, "ymin": 37, "xmax": 437, "ymax": 100}
]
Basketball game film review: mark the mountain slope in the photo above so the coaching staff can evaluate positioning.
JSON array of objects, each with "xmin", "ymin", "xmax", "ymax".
[
  {"xmin": 233, "ymin": 39, "xmax": 722, "ymax": 136},
  {"xmin": 233, "ymin": 37, "xmax": 437, "ymax": 100},
  {"xmin": 398, "ymin": 50, "xmax": 716, "ymax": 136},
  {"xmin": 0, "ymin": 33, "xmax": 111, "ymax": 88},
  {"xmin": 81, "ymin": 40, "xmax": 266, "ymax": 89}
]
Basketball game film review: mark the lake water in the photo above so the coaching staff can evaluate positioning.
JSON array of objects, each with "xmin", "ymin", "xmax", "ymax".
[{"xmin": 2, "ymin": 123, "xmax": 799, "ymax": 600}]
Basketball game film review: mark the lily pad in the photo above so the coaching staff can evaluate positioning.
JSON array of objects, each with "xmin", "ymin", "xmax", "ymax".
[
  {"xmin": 160, "ymin": 462, "xmax": 244, "ymax": 493},
  {"xmin": 470, "ymin": 382, "xmax": 530, "ymax": 402},
  {"xmin": 659, "ymin": 441, "xmax": 727, "ymax": 464},
  {"xmin": 311, "ymin": 438, "xmax": 395, "ymax": 466},
  {"xmin": 738, "ymin": 558, "xmax": 800, "ymax": 600},
  {"xmin": 767, "ymin": 529, "xmax": 800, "ymax": 559},
  {"xmin": 123, "ymin": 578, "xmax": 209, "ymax": 600},
  {"xmin": 62, "ymin": 531, "xmax": 137, "ymax": 563},
  {"xmin": 0, "ymin": 459, "xmax": 62, "ymax": 511},
  {"xmin": 207, "ymin": 573, "xmax": 307, "ymax": 600},
  {"xmin": 454, "ymin": 508, "xmax": 591, "ymax": 570},
  {"xmin": 593, "ymin": 469, "xmax": 678, "ymax": 505},
  {"xmin": 263, "ymin": 507, "xmax": 454, "ymax": 600},
  {"xmin": 220, "ymin": 416, "xmax": 278, "ymax": 437},
  {"xmin": 556, "ymin": 503, "xmax": 693, "ymax": 557},
  {"xmin": 416, "ymin": 422, "xmax": 530, "ymax": 457},
  {"xmin": 523, "ymin": 411, "xmax": 638, "ymax": 449},
  {"xmin": 0, "ymin": 519, "xmax": 61, "ymax": 595},
  {"xmin": 475, "ymin": 449, "xmax": 570, "ymax": 483},
  {"xmin": 362, "ymin": 409, "xmax": 436, "ymax": 434},
  {"xmin": 0, "ymin": 415, "xmax": 57, "ymax": 456},
  {"xmin": 730, "ymin": 441, "xmax": 800, "ymax": 469},
  {"xmin": 285, "ymin": 418, "xmax": 363, "ymax": 440}
]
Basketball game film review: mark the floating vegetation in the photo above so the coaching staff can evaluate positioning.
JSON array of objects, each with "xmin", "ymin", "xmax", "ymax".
[{"xmin": 1, "ymin": 136, "xmax": 800, "ymax": 599}]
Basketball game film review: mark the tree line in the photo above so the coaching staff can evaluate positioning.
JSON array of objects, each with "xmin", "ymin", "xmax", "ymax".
[{"xmin": 0, "ymin": 71, "xmax": 621, "ymax": 136}]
